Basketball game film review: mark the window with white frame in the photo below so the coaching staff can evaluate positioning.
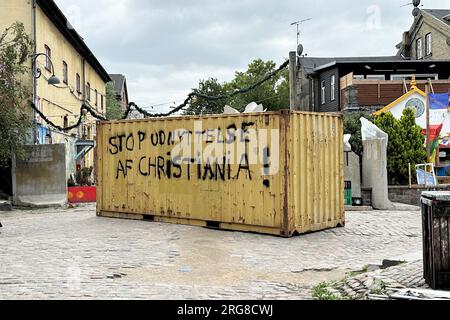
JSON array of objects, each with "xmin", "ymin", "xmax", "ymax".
[
  {"xmin": 366, "ymin": 75, "xmax": 386, "ymax": 81},
  {"xmin": 417, "ymin": 38, "xmax": 423, "ymax": 59},
  {"xmin": 86, "ymin": 82, "xmax": 91, "ymax": 101},
  {"xmin": 62, "ymin": 61, "xmax": 68, "ymax": 84},
  {"xmin": 76, "ymin": 73, "xmax": 81, "ymax": 93},
  {"xmin": 330, "ymin": 75, "xmax": 336, "ymax": 101},
  {"xmin": 390, "ymin": 74, "xmax": 438, "ymax": 81},
  {"xmin": 321, "ymin": 80, "xmax": 326, "ymax": 105},
  {"xmin": 425, "ymin": 33, "xmax": 432, "ymax": 56},
  {"xmin": 44, "ymin": 45, "xmax": 51, "ymax": 71}
]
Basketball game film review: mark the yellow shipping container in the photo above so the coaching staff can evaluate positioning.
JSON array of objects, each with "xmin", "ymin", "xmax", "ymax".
[{"xmin": 96, "ymin": 110, "xmax": 344, "ymax": 237}]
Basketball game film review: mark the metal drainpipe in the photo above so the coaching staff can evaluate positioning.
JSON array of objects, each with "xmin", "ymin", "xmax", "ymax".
[{"xmin": 32, "ymin": 0, "xmax": 37, "ymax": 144}]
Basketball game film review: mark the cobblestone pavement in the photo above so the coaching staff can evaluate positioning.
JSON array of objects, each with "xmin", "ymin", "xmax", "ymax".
[
  {"xmin": 321, "ymin": 260, "xmax": 426, "ymax": 300},
  {"xmin": 0, "ymin": 205, "xmax": 422, "ymax": 300}
]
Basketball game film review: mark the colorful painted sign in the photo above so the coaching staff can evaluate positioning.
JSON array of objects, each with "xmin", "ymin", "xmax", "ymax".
[
  {"xmin": 416, "ymin": 164, "xmax": 438, "ymax": 186},
  {"xmin": 68, "ymin": 186, "xmax": 96, "ymax": 203}
]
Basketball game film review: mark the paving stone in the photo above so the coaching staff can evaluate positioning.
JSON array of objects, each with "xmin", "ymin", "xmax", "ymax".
[
  {"xmin": 0, "ymin": 205, "xmax": 424, "ymax": 300},
  {"xmin": 0, "ymin": 201, "xmax": 12, "ymax": 211}
]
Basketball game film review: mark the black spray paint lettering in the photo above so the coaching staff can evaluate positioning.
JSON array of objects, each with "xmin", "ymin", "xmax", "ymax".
[
  {"xmin": 237, "ymin": 154, "xmax": 252, "ymax": 180},
  {"xmin": 138, "ymin": 131, "xmax": 146, "ymax": 150},
  {"xmin": 136, "ymin": 156, "xmax": 239, "ymax": 182},
  {"xmin": 109, "ymin": 133, "xmax": 136, "ymax": 154},
  {"xmin": 116, "ymin": 160, "xmax": 133, "ymax": 179}
]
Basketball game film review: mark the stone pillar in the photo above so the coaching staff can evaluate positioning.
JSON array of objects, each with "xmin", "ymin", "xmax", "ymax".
[{"xmin": 361, "ymin": 119, "xmax": 394, "ymax": 210}]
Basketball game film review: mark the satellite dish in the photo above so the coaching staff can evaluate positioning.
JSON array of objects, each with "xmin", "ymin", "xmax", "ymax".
[
  {"xmin": 412, "ymin": 7, "xmax": 421, "ymax": 17},
  {"xmin": 297, "ymin": 44, "xmax": 304, "ymax": 56},
  {"xmin": 412, "ymin": 0, "xmax": 421, "ymax": 7}
]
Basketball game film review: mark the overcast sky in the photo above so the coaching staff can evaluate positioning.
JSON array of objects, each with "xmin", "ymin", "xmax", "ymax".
[{"xmin": 54, "ymin": 0, "xmax": 449, "ymax": 113}]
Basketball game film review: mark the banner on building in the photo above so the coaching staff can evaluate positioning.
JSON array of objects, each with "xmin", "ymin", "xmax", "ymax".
[{"xmin": 427, "ymin": 93, "xmax": 449, "ymax": 163}]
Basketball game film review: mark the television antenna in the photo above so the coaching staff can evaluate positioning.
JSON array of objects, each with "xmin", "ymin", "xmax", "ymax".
[
  {"xmin": 400, "ymin": 0, "xmax": 423, "ymax": 17},
  {"xmin": 291, "ymin": 18, "xmax": 312, "ymax": 56}
]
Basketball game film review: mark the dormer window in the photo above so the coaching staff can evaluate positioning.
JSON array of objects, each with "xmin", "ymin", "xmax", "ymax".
[
  {"xmin": 416, "ymin": 38, "xmax": 423, "ymax": 59},
  {"xmin": 425, "ymin": 33, "xmax": 432, "ymax": 56}
]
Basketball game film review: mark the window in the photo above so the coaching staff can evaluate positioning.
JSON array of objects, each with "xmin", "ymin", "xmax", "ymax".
[
  {"xmin": 45, "ymin": 134, "xmax": 52, "ymax": 145},
  {"xmin": 390, "ymin": 74, "xmax": 438, "ymax": 80},
  {"xmin": 426, "ymin": 33, "xmax": 432, "ymax": 56},
  {"xmin": 330, "ymin": 75, "xmax": 336, "ymax": 101},
  {"xmin": 76, "ymin": 73, "xmax": 81, "ymax": 93},
  {"xmin": 366, "ymin": 75, "xmax": 386, "ymax": 81},
  {"xmin": 62, "ymin": 61, "xmax": 68, "ymax": 84},
  {"xmin": 321, "ymin": 80, "xmax": 326, "ymax": 105},
  {"xmin": 63, "ymin": 115, "xmax": 68, "ymax": 128},
  {"xmin": 44, "ymin": 45, "xmax": 51, "ymax": 71},
  {"xmin": 416, "ymin": 38, "xmax": 423, "ymax": 59},
  {"xmin": 353, "ymin": 75, "xmax": 365, "ymax": 80},
  {"xmin": 95, "ymin": 90, "xmax": 98, "ymax": 106},
  {"xmin": 86, "ymin": 82, "xmax": 91, "ymax": 101},
  {"xmin": 101, "ymin": 95, "xmax": 104, "ymax": 111}
]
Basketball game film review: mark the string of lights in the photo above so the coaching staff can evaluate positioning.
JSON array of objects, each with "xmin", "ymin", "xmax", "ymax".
[
  {"xmin": 29, "ymin": 101, "xmax": 106, "ymax": 132},
  {"xmin": 28, "ymin": 59, "xmax": 289, "ymax": 131},
  {"xmin": 122, "ymin": 59, "xmax": 289, "ymax": 119}
]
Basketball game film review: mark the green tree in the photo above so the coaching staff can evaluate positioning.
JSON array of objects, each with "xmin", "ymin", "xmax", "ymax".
[
  {"xmin": 374, "ymin": 109, "xmax": 426, "ymax": 185},
  {"xmin": 185, "ymin": 59, "xmax": 290, "ymax": 115},
  {"xmin": 344, "ymin": 111, "xmax": 374, "ymax": 158},
  {"xmin": 0, "ymin": 22, "xmax": 34, "ymax": 167},
  {"xmin": 105, "ymin": 82, "xmax": 122, "ymax": 120},
  {"xmin": 184, "ymin": 78, "xmax": 229, "ymax": 115},
  {"xmin": 374, "ymin": 112, "xmax": 404, "ymax": 184},
  {"xmin": 227, "ymin": 59, "xmax": 286, "ymax": 112},
  {"xmin": 398, "ymin": 108, "xmax": 426, "ymax": 182}
]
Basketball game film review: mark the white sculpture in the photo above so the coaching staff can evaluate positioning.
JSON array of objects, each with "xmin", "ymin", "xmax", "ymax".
[
  {"xmin": 360, "ymin": 118, "xmax": 394, "ymax": 210},
  {"xmin": 223, "ymin": 102, "xmax": 266, "ymax": 115}
]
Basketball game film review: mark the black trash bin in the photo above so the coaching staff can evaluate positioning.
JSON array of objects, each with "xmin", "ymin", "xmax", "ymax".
[{"xmin": 421, "ymin": 192, "xmax": 450, "ymax": 290}]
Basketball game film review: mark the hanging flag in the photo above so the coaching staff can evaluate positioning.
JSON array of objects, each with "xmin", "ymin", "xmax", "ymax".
[
  {"xmin": 429, "ymin": 93, "xmax": 449, "ymax": 125},
  {"xmin": 427, "ymin": 93, "xmax": 449, "ymax": 163},
  {"xmin": 430, "ymin": 93, "xmax": 450, "ymax": 110}
]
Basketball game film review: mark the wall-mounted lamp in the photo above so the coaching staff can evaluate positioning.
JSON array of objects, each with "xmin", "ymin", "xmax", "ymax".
[
  {"xmin": 429, "ymin": 64, "xmax": 436, "ymax": 69},
  {"xmin": 364, "ymin": 65, "xmax": 372, "ymax": 70},
  {"xmin": 31, "ymin": 53, "xmax": 61, "ymax": 86}
]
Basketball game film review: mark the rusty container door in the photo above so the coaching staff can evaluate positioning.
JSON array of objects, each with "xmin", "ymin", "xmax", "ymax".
[{"xmin": 288, "ymin": 111, "xmax": 345, "ymax": 235}]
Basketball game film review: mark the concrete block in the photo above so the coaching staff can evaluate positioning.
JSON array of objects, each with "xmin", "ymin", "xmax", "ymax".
[
  {"xmin": 12, "ymin": 144, "xmax": 67, "ymax": 208},
  {"xmin": 344, "ymin": 151, "xmax": 362, "ymax": 198}
]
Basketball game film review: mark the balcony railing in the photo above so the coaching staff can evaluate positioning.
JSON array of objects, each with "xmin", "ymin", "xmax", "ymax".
[{"xmin": 340, "ymin": 73, "xmax": 450, "ymax": 109}]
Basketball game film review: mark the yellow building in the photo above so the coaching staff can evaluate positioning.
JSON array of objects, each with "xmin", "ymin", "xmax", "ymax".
[{"xmin": 0, "ymin": 0, "xmax": 111, "ymax": 177}]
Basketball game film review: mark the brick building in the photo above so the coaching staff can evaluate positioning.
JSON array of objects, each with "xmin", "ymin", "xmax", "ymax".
[{"xmin": 397, "ymin": 9, "xmax": 450, "ymax": 60}]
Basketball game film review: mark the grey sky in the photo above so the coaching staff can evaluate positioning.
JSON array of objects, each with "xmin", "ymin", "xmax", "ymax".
[{"xmin": 54, "ymin": 0, "xmax": 449, "ymax": 113}]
